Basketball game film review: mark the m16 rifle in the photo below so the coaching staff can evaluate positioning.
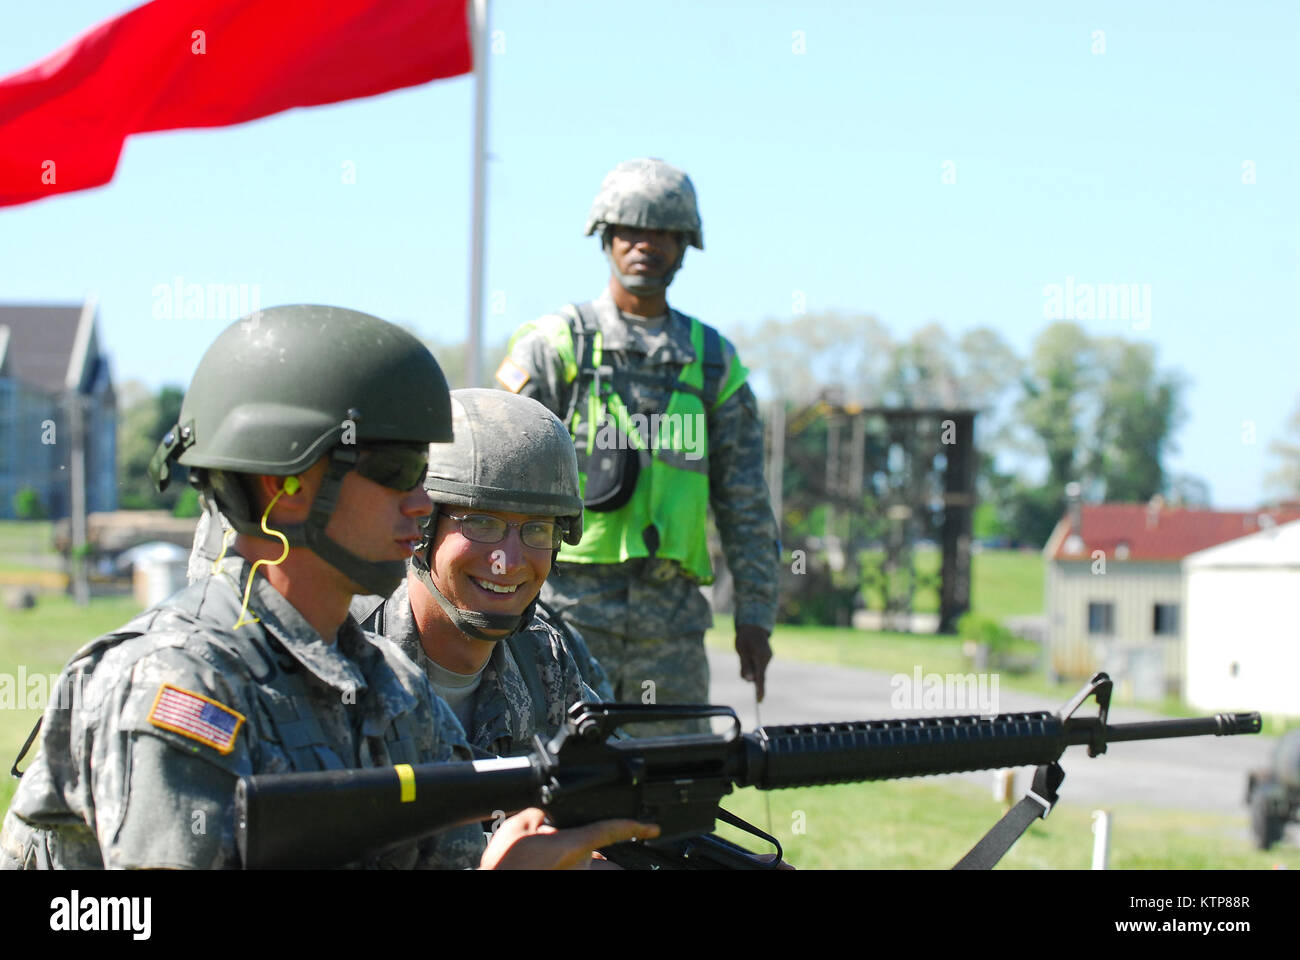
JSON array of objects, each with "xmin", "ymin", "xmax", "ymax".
[{"xmin": 235, "ymin": 672, "xmax": 1260, "ymax": 869}]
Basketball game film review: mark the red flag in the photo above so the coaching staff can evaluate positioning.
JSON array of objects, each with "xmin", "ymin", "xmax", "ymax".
[{"xmin": 0, "ymin": 0, "xmax": 472, "ymax": 207}]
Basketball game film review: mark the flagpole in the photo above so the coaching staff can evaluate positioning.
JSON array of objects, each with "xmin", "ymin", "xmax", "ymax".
[{"xmin": 467, "ymin": 0, "xmax": 489, "ymax": 386}]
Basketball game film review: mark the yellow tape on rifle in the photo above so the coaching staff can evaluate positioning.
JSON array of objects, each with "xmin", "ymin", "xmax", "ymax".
[{"xmin": 395, "ymin": 764, "xmax": 416, "ymax": 803}]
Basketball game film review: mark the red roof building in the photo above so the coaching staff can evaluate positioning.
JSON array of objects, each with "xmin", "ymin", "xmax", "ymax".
[
  {"xmin": 1045, "ymin": 502, "xmax": 1300, "ymax": 563},
  {"xmin": 1043, "ymin": 499, "xmax": 1300, "ymax": 702}
]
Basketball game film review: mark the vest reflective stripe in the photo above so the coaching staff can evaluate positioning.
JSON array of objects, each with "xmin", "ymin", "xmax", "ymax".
[
  {"xmin": 509, "ymin": 314, "xmax": 578, "ymax": 384},
  {"xmin": 558, "ymin": 313, "xmax": 727, "ymax": 583}
]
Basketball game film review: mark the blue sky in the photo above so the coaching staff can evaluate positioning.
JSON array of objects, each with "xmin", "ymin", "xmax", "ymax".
[{"xmin": 1, "ymin": 0, "xmax": 1296, "ymax": 508}]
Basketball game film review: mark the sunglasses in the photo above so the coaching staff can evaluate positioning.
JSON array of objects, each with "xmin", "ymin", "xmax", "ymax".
[
  {"xmin": 441, "ymin": 511, "xmax": 565, "ymax": 550},
  {"xmin": 353, "ymin": 445, "xmax": 429, "ymax": 492}
]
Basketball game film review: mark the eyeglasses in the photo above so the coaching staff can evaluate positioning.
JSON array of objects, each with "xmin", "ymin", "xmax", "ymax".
[
  {"xmin": 353, "ymin": 445, "xmax": 429, "ymax": 492},
  {"xmin": 440, "ymin": 511, "xmax": 564, "ymax": 550}
]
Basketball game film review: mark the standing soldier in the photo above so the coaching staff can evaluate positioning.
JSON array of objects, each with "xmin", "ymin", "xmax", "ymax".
[{"xmin": 496, "ymin": 158, "xmax": 780, "ymax": 735}]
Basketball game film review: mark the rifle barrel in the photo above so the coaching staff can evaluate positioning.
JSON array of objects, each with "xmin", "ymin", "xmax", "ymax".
[
  {"xmin": 747, "ymin": 710, "xmax": 1263, "ymax": 791},
  {"xmin": 1089, "ymin": 712, "xmax": 1262, "ymax": 745}
]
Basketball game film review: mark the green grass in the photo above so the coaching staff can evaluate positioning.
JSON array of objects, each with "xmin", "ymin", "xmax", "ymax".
[
  {"xmin": 969, "ymin": 547, "xmax": 1045, "ymax": 620},
  {"xmin": 0, "ymin": 520, "xmax": 54, "ymax": 556},
  {"xmin": 0, "ymin": 593, "xmax": 143, "ymax": 819},
  {"xmin": 716, "ymin": 777, "xmax": 1300, "ymax": 869},
  {"xmin": 0, "ymin": 519, "xmax": 63, "ymax": 583},
  {"xmin": 715, "ymin": 622, "xmax": 975, "ymax": 677},
  {"xmin": 851, "ymin": 547, "xmax": 1043, "ymax": 619}
]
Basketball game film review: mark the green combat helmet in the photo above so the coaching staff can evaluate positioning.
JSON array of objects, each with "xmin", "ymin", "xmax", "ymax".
[
  {"xmin": 414, "ymin": 387, "xmax": 582, "ymax": 639},
  {"xmin": 584, "ymin": 157, "xmax": 703, "ymax": 294},
  {"xmin": 149, "ymin": 304, "xmax": 452, "ymax": 598}
]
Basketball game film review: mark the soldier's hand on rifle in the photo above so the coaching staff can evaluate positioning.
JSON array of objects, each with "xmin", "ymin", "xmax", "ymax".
[
  {"xmin": 735, "ymin": 624, "xmax": 773, "ymax": 702},
  {"xmin": 480, "ymin": 807, "xmax": 660, "ymax": 870}
]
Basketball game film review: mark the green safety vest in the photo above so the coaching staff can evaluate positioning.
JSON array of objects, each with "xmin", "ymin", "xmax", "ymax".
[{"xmin": 512, "ymin": 302, "xmax": 748, "ymax": 582}]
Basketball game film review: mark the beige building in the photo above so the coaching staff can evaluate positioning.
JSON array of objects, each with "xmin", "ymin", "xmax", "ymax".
[{"xmin": 1043, "ymin": 498, "xmax": 1300, "ymax": 702}]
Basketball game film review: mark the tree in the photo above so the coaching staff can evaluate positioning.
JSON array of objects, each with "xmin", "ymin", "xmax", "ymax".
[
  {"xmin": 1004, "ymin": 325, "xmax": 1193, "ymax": 546},
  {"xmin": 172, "ymin": 486, "xmax": 202, "ymax": 518},
  {"xmin": 1267, "ymin": 394, "xmax": 1300, "ymax": 497},
  {"xmin": 882, "ymin": 323, "xmax": 960, "ymax": 408},
  {"xmin": 956, "ymin": 328, "xmax": 1024, "ymax": 410},
  {"xmin": 1014, "ymin": 323, "xmax": 1097, "ymax": 495},
  {"xmin": 1087, "ymin": 339, "xmax": 1185, "ymax": 502},
  {"xmin": 117, "ymin": 382, "xmax": 186, "ymax": 510},
  {"xmin": 12, "ymin": 486, "xmax": 45, "ymax": 520},
  {"xmin": 736, "ymin": 312, "xmax": 894, "ymax": 406}
]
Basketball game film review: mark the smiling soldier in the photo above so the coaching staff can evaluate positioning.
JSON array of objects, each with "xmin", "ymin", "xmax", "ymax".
[{"xmin": 353, "ymin": 388, "xmax": 613, "ymax": 758}]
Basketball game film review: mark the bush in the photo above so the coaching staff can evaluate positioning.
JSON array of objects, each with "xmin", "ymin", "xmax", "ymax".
[
  {"xmin": 172, "ymin": 486, "xmax": 202, "ymax": 518},
  {"xmin": 11, "ymin": 486, "xmax": 45, "ymax": 520},
  {"xmin": 957, "ymin": 612, "xmax": 1010, "ymax": 646},
  {"xmin": 957, "ymin": 612, "xmax": 1017, "ymax": 664}
]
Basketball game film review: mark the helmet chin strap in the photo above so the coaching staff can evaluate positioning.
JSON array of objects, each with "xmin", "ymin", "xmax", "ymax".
[
  {"xmin": 222, "ymin": 449, "xmax": 407, "ymax": 599},
  {"xmin": 410, "ymin": 549, "xmax": 535, "ymax": 642},
  {"xmin": 603, "ymin": 232, "xmax": 685, "ymax": 299}
]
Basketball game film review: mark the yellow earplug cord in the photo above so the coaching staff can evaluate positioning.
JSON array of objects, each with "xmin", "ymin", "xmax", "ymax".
[{"xmin": 231, "ymin": 476, "xmax": 300, "ymax": 629}]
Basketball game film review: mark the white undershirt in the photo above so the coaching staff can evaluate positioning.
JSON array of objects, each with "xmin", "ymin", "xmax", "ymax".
[{"xmin": 423, "ymin": 657, "xmax": 486, "ymax": 732}]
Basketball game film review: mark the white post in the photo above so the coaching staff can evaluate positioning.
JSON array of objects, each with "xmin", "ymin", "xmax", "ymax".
[
  {"xmin": 68, "ymin": 391, "xmax": 89, "ymax": 606},
  {"xmin": 1091, "ymin": 809, "xmax": 1111, "ymax": 869},
  {"xmin": 992, "ymin": 768, "xmax": 1016, "ymax": 810},
  {"xmin": 67, "ymin": 295, "xmax": 98, "ymax": 607},
  {"xmin": 466, "ymin": 0, "xmax": 490, "ymax": 387}
]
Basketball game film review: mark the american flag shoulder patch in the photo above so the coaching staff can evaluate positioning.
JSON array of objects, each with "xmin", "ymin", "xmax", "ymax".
[
  {"xmin": 147, "ymin": 684, "xmax": 245, "ymax": 755},
  {"xmin": 495, "ymin": 357, "xmax": 530, "ymax": 393}
]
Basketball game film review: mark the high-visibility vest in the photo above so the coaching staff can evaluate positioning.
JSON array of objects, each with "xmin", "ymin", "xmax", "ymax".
[{"xmin": 512, "ymin": 303, "xmax": 748, "ymax": 582}]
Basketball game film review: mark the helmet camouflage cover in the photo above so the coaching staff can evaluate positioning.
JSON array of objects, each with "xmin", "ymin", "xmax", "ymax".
[
  {"xmin": 583, "ymin": 157, "xmax": 704, "ymax": 250},
  {"xmin": 424, "ymin": 388, "xmax": 583, "ymax": 545},
  {"xmin": 415, "ymin": 388, "xmax": 581, "ymax": 641}
]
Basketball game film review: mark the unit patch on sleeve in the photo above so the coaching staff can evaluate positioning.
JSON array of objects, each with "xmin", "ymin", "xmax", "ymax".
[
  {"xmin": 148, "ymin": 684, "xmax": 245, "ymax": 754},
  {"xmin": 495, "ymin": 357, "xmax": 531, "ymax": 393}
]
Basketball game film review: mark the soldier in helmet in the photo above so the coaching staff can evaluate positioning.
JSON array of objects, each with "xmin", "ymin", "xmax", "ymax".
[
  {"xmin": 352, "ymin": 388, "xmax": 615, "ymax": 758},
  {"xmin": 496, "ymin": 158, "xmax": 781, "ymax": 736},
  {"xmin": 1, "ymin": 306, "xmax": 656, "ymax": 869}
]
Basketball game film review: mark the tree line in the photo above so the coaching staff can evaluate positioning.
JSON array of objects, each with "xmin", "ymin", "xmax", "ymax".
[
  {"xmin": 738, "ymin": 314, "xmax": 1207, "ymax": 547},
  {"xmin": 109, "ymin": 319, "xmax": 1300, "ymax": 549}
]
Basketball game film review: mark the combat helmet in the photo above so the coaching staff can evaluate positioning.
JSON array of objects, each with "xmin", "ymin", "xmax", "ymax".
[
  {"xmin": 149, "ymin": 304, "xmax": 452, "ymax": 598},
  {"xmin": 584, "ymin": 158, "xmax": 703, "ymax": 294},
  {"xmin": 414, "ymin": 388, "xmax": 582, "ymax": 640}
]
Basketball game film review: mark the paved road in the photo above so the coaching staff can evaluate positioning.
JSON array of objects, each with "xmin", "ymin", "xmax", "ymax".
[{"xmin": 706, "ymin": 650, "xmax": 1280, "ymax": 820}]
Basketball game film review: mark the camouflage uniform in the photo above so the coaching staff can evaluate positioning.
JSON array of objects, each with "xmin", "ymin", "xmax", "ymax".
[
  {"xmin": 503, "ymin": 289, "xmax": 780, "ymax": 735},
  {"xmin": 352, "ymin": 579, "xmax": 606, "ymax": 757},
  {"xmin": 187, "ymin": 506, "xmax": 229, "ymax": 583},
  {"xmin": 0, "ymin": 557, "xmax": 486, "ymax": 870}
]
